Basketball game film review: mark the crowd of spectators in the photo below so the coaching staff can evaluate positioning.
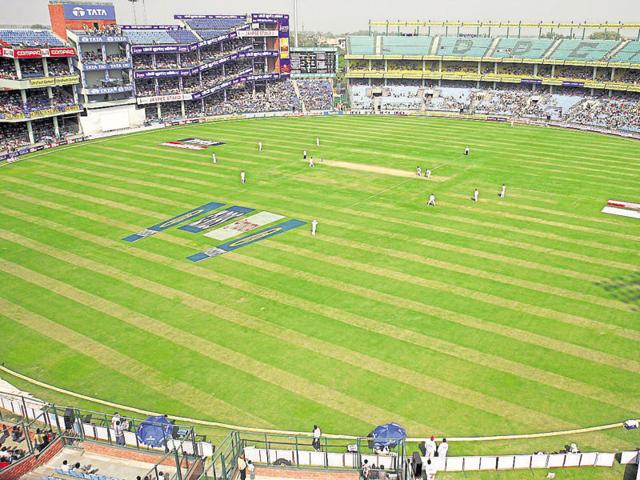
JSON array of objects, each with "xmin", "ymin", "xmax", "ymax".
[
  {"xmin": 0, "ymin": 92, "xmax": 25, "ymax": 116},
  {"xmin": 203, "ymin": 81, "xmax": 300, "ymax": 116},
  {"xmin": 82, "ymin": 51, "xmax": 101, "ymax": 63},
  {"xmin": 47, "ymin": 59, "xmax": 70, "ymax": 76},
  {"xmin": 80, "ymin": 23, "xmax": 120, "ymax": 36},
  {"xmin": 133, "ymin": 56, "xmax": 154, "ymax": 69},
  {"xmin": 180, "ymin": 52, "xmax": 199, "ymax": 67},
  {"xmin": 566, "ymin": 95, "xmax": 640, "ymax": 132},
  {"xmin": 32, "ymin": 119, "xmax": 57, "ymax": 144},
  {"xmin": 20, "ymin": 59, "xmax": 44, "ymax": 78},
  {"xmin": 154, "ymin": 54, "xmax": 179, "ymax": 69},
  {"xmin": 616, "ymin": 69, "xmax": 640, "ymax": 84},
  {"xmin": 182, "ymin": 76, "xmax": 201, "ymax": 94},
  {"xmin": 0, "ymin": 124, "xmax": 30, "ymax": 152},
  {"xmin": 135, "ymin": 79, "xmax": 157, "ymax": 97},
  {"xmin": 156, "ymin": 78, "xmax": 181, "ymax": 95},
  {"xmin": 297, "ymin": 80, "xmax": 333, "ymax": 111},
  {"xmin": 0, "ymin": 60, "xmax": 18, "ymax": 79},
  {"xmin": 554, "ymin": 66, "xmax": 593, "ymax": 80}
]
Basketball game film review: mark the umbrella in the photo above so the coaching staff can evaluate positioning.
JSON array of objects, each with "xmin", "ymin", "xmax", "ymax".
[
  {"xmin": 136, "ymin": 415, "xmax": 173, "ymax": 447},
  {"xmin": 368, "ymin": 423, "xmax": 407, "ymax": 449}
]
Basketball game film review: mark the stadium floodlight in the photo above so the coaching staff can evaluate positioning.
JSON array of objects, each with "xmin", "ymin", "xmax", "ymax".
[
  {"xmin": 128, "ymin": 0, "xmax": 138, "ymax": 25},
  {"xmin": 293, "ymin": 0, "xmax": 299, "ymax": 47}
]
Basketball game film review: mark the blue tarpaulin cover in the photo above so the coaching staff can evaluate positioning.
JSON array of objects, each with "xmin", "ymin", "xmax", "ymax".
[
  {"xmin": 136, "ymin": 416, "xmax": 173, "ymax": 447},
  {"xmin": 368, "ymin": 423, "xmax": 407, "ymax": 448}
]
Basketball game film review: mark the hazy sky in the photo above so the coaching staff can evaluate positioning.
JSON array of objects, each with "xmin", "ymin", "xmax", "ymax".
[{"xmin": 4, "ymin": 0, "xmax": 640, "ymax": 34}]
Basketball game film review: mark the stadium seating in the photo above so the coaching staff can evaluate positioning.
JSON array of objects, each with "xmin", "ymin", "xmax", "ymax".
[
  {"xmin": 167, "ymin": 30, "xmax": 198, "ymax": 44},
  {"xmin": 380, "ymin": 35, "xmax": 433, "ymax": 55},
  {"xmin": 0, "ymin": 29, "xmax": 64, "ymax": 47},
  {"xmin": 124, "ymin": 30, "xmax": 177, "ymax": 45},
  {"xmin": 549, "ymin": 39, "xmax": 619, "ymax": 61},
  {"xmin": 184, "ymin": 18, "xmax": 245, "ymax": 31},
  {"xmin": 491, "ymin": 38, "xmax": 553, "ymax": 59},
  {"xmin": 609, "ymin": 41, "xmax": 640, "ymax": 63},
  {"xmin": 437, "ymin": 37, "xmax": 493, "ymax": 57},
  {"xmin": 197, "ymin": 30, "xmax": 227, "ymax": 40},
  {"xmin": 348, "ymin": 36, "xmax": 375, "ymax": 55}
]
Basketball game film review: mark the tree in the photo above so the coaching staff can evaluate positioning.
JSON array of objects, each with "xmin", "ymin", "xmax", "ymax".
[{"xmin": 589, "ymin": 31, "xmax": 622, "ymax": 40}]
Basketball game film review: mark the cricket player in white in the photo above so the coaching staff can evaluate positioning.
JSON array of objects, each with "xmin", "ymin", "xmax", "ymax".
[
  {"xmin": 311, "ymin": 219, "xmax": 318, "ymax": 236},
  {"xmin": 424, "ymin": 437, "xmax": 437, "ymax": 458},
  {"xmin": 240, "ymin": 171, "xmax": 246, "ymax": 184},
  {"xmin": 465, "ymin": 146, "xmax": 470, "ymax": 156},
  {"xmin": 258, "ymin": 142, "xmax": 263, "ymax": 152},
  {"xmin": 309, "ymin": 157, "xmax": 315, "ymax": 168},
  {"xmin": 316, "ymin": 137, "xmax": 320, "ymax": 147},
  {"xmin": 211, "ymin": 153, "xmax": 217, "ymax": 164},
  {"xmin": 428, "ymin": 193, "xmax": 436, "ymax": 206},
  {"xmin": 425, "ymin": 169, "xmax": 431, "ymax": 179},
  {"xmin": 499, "ymin": 184, "xmax": 506, "ymax": 198},
  {"xmin": 473, "ymin": 188, "xmax": 479, "ymax": 202},
  {"xmin": 416, "ymin": 166, "xmax": 422, "ymax": 176}
]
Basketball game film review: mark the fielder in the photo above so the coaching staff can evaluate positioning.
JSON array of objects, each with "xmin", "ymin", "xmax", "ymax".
[
  {"xmin": 309, "ymin": 156, "xmax": 315, "ymax": 168},
  {"xmin": 425, "ymin": 169, "xmax": 431, "ymax": 179},
  {"xmin": 316, "ymin": 137, "xmax": 320, "ymax": 147},
  {"xmin": 499, "ymin": 184, "xmax": 506, "ymax": 198},
  {"xmin": 258, "ymin": 142, "xmax": 263, "ymax": 152},
  {"xmin": 464, "ymin": 145, "xmax": 470, "ymax": 156},
  {"xmin": 240, "ymin": 171, "xmax": 246, "ymax": 184},
  {"xmin": 473, "ymin": 188, "xmax": 479, "ymax": 202},
  {"xmin": 416, "ymin": 166, "xmax": 422, "ymax": 176},
  {"xmin": 428, "ymin": 193, "xmax": 436, "ymax": 206},
  {"xmin": 211, "ymin": 152, "xmax": 217, "ymax": 164},
  {"xmin": 311, "ymin": 219, "xmax": 318, "ymax": 236}
]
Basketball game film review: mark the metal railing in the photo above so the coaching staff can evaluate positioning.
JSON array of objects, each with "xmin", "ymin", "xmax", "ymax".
[{"xmin": 198, "ymin": 431, "xmax": 408, "ymax": 480}]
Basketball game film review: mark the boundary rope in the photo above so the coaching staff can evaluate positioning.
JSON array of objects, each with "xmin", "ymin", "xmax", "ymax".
[{"xmin": 0, "ymin": 365, "xmax": 631, "ymax": 442}]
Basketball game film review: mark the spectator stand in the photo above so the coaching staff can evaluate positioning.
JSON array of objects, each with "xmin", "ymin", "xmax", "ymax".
[{"xmin": 0, "ymin": 390, "xmax": 212, "ymax": 464}]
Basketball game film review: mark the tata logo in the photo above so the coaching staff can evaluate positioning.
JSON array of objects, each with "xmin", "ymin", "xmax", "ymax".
[{"xmin": 73, "ymin": 6, "xmax": 109, "ymax": 17}]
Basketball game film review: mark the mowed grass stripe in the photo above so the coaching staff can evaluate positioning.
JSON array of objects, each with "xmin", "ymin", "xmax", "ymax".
[
  {"xmin": 13, "ymin": 161, "xmax": 636, "ymax": 334},
  {"xmin": 0, "ymin": 218, "xmax": 634, "ymax": 440},
  {"xmin": 27, "ymin": 160, "xmax": 611, "ymax": 285},
  {"xmin": 1, "ymin": 198, "xmax": 636, "ymax": 379},
  {"xmin": 312, "ymin": 233, "xmax": 633, "ymax": 314},
  {"xmin": 84, "ymin": 145, "xmax": 640, "ymax": 259},
  {"xmin": 31, "ymin": 152, "xmax": 639, "ymax": 273},
  {"xmin": 291, "ymin": 116, "xmax": 640, "ymax": 167},
  {"xmin": 0, "ymin": 230, "xmax": 575, "ymax": 434},
  {"xmin": 27, "ymin": 167, "xmax": 631, "ymax": 312},
  {"xmin": 195, "ymin": 117, "xmax": 640, "ymax": 187},
  {"xmin": 0, "ymin": 257, "xmax": 427, "ymax": 433},
  {"xmin": 0, "ymin": 296, "xmax": 273, "ymax": 428},
  {"xmin": 266, "ymin": 240, "xmax": 640, "ymax": 374},
  {"xmin": 226, "ymin": 250, "xmax": 640, "ymax": 413},
  {"xmin": 6, "ymin": 172, "xmax": 634, "ymax": 345},
  {"xmin": 341, "ymin": 207, "xmax": 639, "ymax": 273},
  {"xmin": 3, "ymin": 199, "xmax": 635, "ymax": 415}
]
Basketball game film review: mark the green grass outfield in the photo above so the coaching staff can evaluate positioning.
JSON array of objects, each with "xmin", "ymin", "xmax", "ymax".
[{"xmin": 0, "ymin": 115, "xmax": 638, "ymax": 457}]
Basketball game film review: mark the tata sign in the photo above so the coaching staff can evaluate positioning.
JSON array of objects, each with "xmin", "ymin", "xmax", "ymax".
[{"xmin": 63, "ymin": 4, "xmax": 116, "ymax": 21}]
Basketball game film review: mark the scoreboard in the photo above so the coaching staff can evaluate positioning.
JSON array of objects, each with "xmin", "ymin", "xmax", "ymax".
[{"xmin": 291, "ymin": 47, "xmax": 338, "ymax": 77}]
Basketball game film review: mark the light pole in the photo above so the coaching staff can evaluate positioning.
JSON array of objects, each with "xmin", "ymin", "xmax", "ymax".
[
  {"xmin": 293, "ymin": 0, "xmax": 299, "ymax": 47},
  {"xmin": 128, "ymin": 0, "xmax": 138, "ymax": 25}
]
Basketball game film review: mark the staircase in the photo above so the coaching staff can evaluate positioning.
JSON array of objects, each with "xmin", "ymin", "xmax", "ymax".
[
  {"xmin": 543, "ymin": 38, "xmax": 563, "ymax": 59},
  {"xmin": 291, "ymin": 79, "xmax": 306, "ymax": 114},
  {"xmin": 605, "ymin": 39, "xmax": 629, "ymax": 61},
  {"xmin": 485, "ymin": 37, "xmax": 502, "ymax": 57}
]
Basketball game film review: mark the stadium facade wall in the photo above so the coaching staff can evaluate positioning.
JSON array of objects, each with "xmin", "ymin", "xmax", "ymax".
[{"xmin": 82, "ymin": 441, "xmax": 178, "ymax": 466}]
